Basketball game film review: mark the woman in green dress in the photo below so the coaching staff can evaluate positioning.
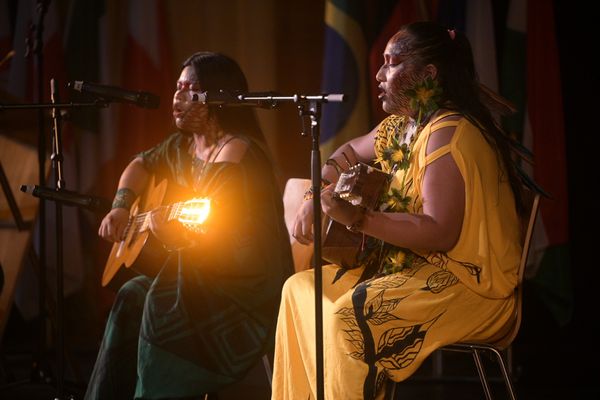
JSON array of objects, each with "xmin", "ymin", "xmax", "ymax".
[{"xmin": 87, "ymin": 52, "xmax": 293, "ymax": 399}]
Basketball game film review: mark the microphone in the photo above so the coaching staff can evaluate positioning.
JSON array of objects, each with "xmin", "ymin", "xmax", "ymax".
[
  {"xmin": 20, "ymin": 185, "xmax": 112, "ymax": 215},
  {"xmin": 69, "ymin": 81, "xmax": 160, "ymax": 109},
  {"xmin": 192, "ymin": 90, "xmax": 280, "ymax": 108}
]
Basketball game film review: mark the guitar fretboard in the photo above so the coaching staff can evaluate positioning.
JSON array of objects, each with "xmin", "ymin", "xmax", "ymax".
[
  {"xmin": 123, "ymin": 199, "xmax": 209, "ymax": 237},
  {"xmin": 123, "ymin": 202, "xmax": 190, "ymax": 237}
]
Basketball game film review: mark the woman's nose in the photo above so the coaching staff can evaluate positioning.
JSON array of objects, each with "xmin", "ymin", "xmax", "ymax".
[{"xmin": 375, "ymin": 66, "xmax": 385, "ymax": 82}]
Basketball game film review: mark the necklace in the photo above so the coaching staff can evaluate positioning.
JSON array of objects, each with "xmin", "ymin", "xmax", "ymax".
[{"xmin": 191, "ymin": 135, "xmax": 235, "ymax": 191}]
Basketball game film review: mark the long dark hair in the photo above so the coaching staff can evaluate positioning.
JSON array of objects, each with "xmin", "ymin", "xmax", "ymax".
[
  {"xmin": 182, "ymin": 52, "xmax": 266, "ymax": 145},
  {"xmin": 395, "ymin": 21, "xmax": 524, "ymax": 213}
]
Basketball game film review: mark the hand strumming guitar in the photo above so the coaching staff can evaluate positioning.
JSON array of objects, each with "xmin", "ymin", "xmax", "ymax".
[
  {"xmin": 320, "ymin": 184, "xmax": 365, "ymax": 229},
  {"xmin": 98, "ymin": 208, "xmax": 130, "ymax": 243}
]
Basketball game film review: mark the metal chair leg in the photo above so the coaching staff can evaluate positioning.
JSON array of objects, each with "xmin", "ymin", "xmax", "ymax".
[
  {"xmin": 262, "ymin": 354, "xmax": 273, "ymax": 387},
  {"xmin": 471, "ymin": 348, "xmax": 493, "ymax": 400},
  {"xmin": 489, "ymin": 348, "xmax": 517, "ymax": 400},
  {"xmin": 386, "ymin": 379, "xmax": 397, "ymax": 400}
]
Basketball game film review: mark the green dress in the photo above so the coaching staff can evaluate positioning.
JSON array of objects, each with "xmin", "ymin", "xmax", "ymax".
[{"xmin": 85, "ymin": 132, "xmax": 294, "ymax": 400}]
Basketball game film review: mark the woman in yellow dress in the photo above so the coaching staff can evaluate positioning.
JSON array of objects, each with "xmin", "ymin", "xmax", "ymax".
[{"xmin": 272, "ymin": 21, "xmax": 525, "ymax": 399}]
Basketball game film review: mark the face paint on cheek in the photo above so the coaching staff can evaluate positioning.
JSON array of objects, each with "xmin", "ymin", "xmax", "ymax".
[
  {"xmin": 180, "ymin": 104, "xmax": 211, "ymax": 132},
  {"xmin": 385, "ymin": 71, "xmax": 421, "ymax": 115}
]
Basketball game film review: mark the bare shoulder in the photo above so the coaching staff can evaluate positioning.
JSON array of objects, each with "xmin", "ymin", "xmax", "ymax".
[
  {"xmin": 427, "ymin": 113, "xmax": 462, "ymax": 155},
  {"xmin": 215, "ymin": 137, "xmax": 250, "ymax": 163}
]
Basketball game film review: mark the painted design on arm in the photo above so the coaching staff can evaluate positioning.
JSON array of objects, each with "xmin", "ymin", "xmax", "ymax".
[{"xmin": 112, "ymin": 188, "xmax": 137, "ymax": 210}]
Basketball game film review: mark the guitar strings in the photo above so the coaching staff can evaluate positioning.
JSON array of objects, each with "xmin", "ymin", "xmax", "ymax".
[
  {"xmin": 121, "ymin": 204, "xmax": 173, "ymax": 237},
  {"xmin": 119, "ymin": 136, "xmax": 235, "ymax": 240}
]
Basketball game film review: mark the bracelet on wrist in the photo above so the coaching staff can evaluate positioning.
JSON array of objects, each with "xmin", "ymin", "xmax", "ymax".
[
  {"xmin": 111, "ymin": 188, "xmax": 137, "ymax": 210},
  {"xmin": 346, "ymin": 208, "xmax": 367, "ymax": 233},
  {"xmin": 325, "ymin": 158, "xmax": 344, "ymax": 176},
  {"xmin": 303, "ymin": 179, "xmax": 331, "ymax": 201}
]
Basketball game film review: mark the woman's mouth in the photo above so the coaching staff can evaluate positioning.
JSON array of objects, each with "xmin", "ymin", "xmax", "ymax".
[{"xmin": 172, "ymin": 105, "xmax": 187, "ymax": 119}]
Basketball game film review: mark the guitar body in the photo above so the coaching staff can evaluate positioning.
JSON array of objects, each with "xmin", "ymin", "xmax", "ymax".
[
  {"xmin": 102, "ymin": 176, "xmax": 168, "ymax": 287},
  {"xmin": 322, "ymin": 218, "xmax": 365, "ymax": 269},
  {"xmin": 322, "ymin": 163, "xmax": 390, "ymax": 269}
]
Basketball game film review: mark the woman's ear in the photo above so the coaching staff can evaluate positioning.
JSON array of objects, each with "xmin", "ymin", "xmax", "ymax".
[{"xmin": 425, "ymin": 64, "xmax": 438, "ymax": 80}]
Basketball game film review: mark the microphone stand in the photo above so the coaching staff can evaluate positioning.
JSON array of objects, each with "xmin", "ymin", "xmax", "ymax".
[
  {"xmin": 301, "ymin": 100, "xmax": 325, "ymax": 400},
  {"xmin": 1, "ymin": 92, "xmax": 107, "ymax": 400},
  {"xmin": 49, "ymin": 78, "xmax": 65, "ymax": 400},
  {"xmin": 227, "ymin": 93, "xmax": 344, "ymax": 400},
  {"xmin": 31, "ymin": 0, "xmax": 50, "ymax": 388}
]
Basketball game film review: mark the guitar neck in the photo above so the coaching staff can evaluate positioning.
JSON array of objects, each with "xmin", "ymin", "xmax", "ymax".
[{"xmin": 127, "ymin": 202, "xmax": 185, "ymax": 235}]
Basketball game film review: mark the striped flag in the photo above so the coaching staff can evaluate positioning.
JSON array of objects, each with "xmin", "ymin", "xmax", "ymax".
[
  {"xmin": 501, "ymin": 0, "xmax": 572, "ymax": 326},
  {"xmin": 368, "ymin": 0, "xmax": 429, "ymax": 124},
  {"xmin": 117, "ymin": 0, "xmax": 174, "ymax": 158},
  {"xmin": 95, "ymin": 0, "xmax": 174, "ymax": 200},
  {"xmin": 2, "ymin": 0, "xmax": 84, "ymax": 320},
  {"xmin": 320, "ymin": 0, "xmax": 371, "ymax": 159},
  {"xmin": 436, "ymin": 0, "xmax": 498, "ymax": 91},
  {"xmin": 464, "ymin": 0, "xmax": 499, "ymax": 91},
  {"xmin": 64, "ymin": 0, "xmax": 105, "ymax": 190},
  {"xmin": 525, "ymin": 0, "xmax": 571, "ymax": 325},
  {"xmin": 322, "ymin": 0, "xmax": 437, "ymax": 157},
  {"xmin": 5, "ymin": 0, "xmax": 66, "ymax": 102}
]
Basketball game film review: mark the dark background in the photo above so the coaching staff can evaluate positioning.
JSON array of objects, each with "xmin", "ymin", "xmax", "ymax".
[{"xmin": 1, "ymin": 0, "xmax": 598, "ymax": 398}]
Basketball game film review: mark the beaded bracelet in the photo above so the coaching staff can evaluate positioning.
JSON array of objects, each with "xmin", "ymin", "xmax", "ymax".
[
  {"xmin": 111, "ymin": 188, "xmax": 137, "ymax": 211},
  {"xmin": 346, "ymin": 208, "xmax": 367, "ymax": 233},
  {"xmin": 303, "ymin": 179, "xmax": 331, "ymax": 201},
  {"xmin": 325, "ymin": 158, "xmax": 344, "ymax": 176}
]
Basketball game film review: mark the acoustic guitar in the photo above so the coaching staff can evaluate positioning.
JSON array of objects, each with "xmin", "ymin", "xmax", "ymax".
[
  {"xmin": 322, "ymin": 163, "xmax": 390, "ymax": 269},
  {"xmin": 102, "ymin": 175, "xmax": 210, "ymax": 286}
]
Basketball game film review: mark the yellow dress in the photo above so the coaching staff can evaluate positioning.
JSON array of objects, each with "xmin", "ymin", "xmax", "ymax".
[{"xmin": 271, "ymin": 113, "xmax": 521, "ymax": 400}]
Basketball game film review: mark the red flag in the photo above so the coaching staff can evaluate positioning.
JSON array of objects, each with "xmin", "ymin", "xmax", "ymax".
[
  {"xmin": 96, "ymin": 0, "xmax": 174, "ymax": 200},
  {"xmin": 526, "ymin": 0, "xmax": 568, "ymax": 247},
  {"xmin": 117, "ymin": 0, "xmax": 174, "ymax": 159},
  {"xmin": 367, "ymin": 1, "xmax": 431, "ymax": 123}
]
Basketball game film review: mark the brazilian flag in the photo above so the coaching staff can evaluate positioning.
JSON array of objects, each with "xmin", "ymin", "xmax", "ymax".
[{"xmin": 320, "ymin": 0, "xmax": 371, "ymax": 159}]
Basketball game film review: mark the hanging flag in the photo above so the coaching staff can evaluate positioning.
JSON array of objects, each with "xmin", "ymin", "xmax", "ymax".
[
  {"xmin": 368, "ymin": 0, "xmax": 430, "ymax": 124},
  {"xmin": 501, "ymin": 0, "xmax": 572, "ymax": 326},
  {"xmin": 117, "ymin": 0, "xmax": 174, "ymax": 168},
  {"xmin": 464, "ymin": 0, "xmax": 499, "ymax": 91},
  {"xmin": 62, "ymin": 0, "xmax": 116, "ymax": 313},
  {"xmin": 5, "ymin": 0, "xmax": 67, "ymax": 102},
  {"xmin": 320, "ymin": 0, "xmax": 371, "ymax": 159},
  {"xmin": 64, "ymin": 0, "xmax": 105, "ymax": 189},
  {"xmin": 0, "ymin": 0, "xmax": 13, "ymax": 84},
  {"xmin": 94, "ymin": 0, "xmax": 174, "ymax": 201},
  {"xmin": 525, "ymin": 0, "xmax": 571, "ymax": 326},
  {"xmin": 436, "ymin": 0, "xmax": 499, "ymax": 92},
  {"xmin": 2, "ymin": 0, "xmax": 85, "ymax": 321}
]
